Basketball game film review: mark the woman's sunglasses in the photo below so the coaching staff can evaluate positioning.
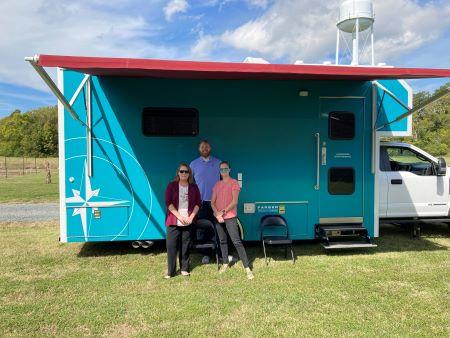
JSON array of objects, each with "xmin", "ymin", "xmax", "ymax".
[{"xmin": 179, "ymin": 170, "xmax": 189, "ymax": 174}]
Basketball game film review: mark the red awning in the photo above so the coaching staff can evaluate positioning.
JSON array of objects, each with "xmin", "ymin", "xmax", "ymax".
[{"xmin": 37, "ymin": 54, "xmax": 450, "ymax": 81}]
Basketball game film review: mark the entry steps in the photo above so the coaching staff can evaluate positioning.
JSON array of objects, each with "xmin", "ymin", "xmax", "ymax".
[{"xmin": 316, "ymin": 223, "xmax": 377, "ymax": 250}]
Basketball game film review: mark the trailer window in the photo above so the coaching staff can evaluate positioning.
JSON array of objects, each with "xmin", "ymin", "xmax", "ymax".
[
  {"xmin": 328, "ymin": 112, "xmax": 355, "ymax": 140},
  {"xmin": 328, "ymin": 167, "xmax": 355, "ymax": 195},
  {"xmin": 142, "ymin": 108, "xmax": 199, "ymax": 136}
]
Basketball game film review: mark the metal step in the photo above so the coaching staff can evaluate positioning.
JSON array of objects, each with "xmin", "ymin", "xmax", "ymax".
[
  {"xmin": 316, "ymin": 223, "xmax": 376, "ymax": 250},
  {"xmin": 321, "ymin": 241, "xmax": 378, "ymax": 250},
  {"xmin": 319, "ymin": 225, "xmax": 366, "ymax": 232}
]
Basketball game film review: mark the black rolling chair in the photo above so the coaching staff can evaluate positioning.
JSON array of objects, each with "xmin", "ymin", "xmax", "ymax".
[
  {"xmin": 260, "ymin": 215, "xmax": 295, "ymax": 265},
  {"xmin": 192, "ymin": 218, "xmax": 220, "ymax": 270}
]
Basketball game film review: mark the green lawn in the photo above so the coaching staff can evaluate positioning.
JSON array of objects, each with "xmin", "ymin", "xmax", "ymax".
[
  {"xmin": 0, "ymin": 221, "xmax": 449, "ymax": 336},
  {"xmin": 0, "ymin": 171, "xmax": 59, "ymax": 203}
]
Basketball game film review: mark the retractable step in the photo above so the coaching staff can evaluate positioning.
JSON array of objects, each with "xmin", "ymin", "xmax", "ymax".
[{"xmin": 316, "ymin": 223, "xmax": 377, "ymax": 250}]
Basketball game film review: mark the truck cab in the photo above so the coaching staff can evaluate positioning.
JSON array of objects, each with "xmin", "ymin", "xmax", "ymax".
[{"xmin": 378, "ymin": 141, "xmax": 450, "ymax": 221}]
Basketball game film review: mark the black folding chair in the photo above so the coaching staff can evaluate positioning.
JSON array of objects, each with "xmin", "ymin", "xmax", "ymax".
[
  {"xmin": 192, "ymin": 218, "xmax": 220, "ymax": 270},
  {"xmin": 260, "ymin": 215, "xmax": 295, "ymax": 265}
]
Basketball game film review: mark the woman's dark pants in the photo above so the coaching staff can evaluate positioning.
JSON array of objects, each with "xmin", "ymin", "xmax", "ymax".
[
  {"xmin": 166, "ymin": 225, "xmax": 191, "ymax": 276},
  {"xmin": 215, "ymin": 217, "xmax": 250, "ymax": 268}
]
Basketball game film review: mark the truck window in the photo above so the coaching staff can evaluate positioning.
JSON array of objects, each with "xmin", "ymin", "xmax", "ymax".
[{"xmin": 381, "ymin": 146, "xmax": 435, "ymax": 176}]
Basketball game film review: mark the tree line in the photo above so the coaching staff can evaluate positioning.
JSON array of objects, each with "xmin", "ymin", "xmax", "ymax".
[
  {"xmin": 0, "ymin": 82, "xmax": 448, "ymax": 158},
  {"xmin": 406, "ymin": 83, "xmax": 449, "ymax": 156},
  {"xmin": 0, "ymin": 106, "xmax": 58, "ymax": 157}
]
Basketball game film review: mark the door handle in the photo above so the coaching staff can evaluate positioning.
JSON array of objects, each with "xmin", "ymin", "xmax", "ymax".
[
  {"xmin": 315, "ymin": 133, "xmax": 320, "ymax": 190},
  {"xmin": 391, "ymin": 179, "xmax": 403, "ymax": 185}
]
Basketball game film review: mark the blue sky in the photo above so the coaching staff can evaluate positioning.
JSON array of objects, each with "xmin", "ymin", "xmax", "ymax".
[{"xmin": 0, "ymin": 0, "xmax": 449, "ymax": 118}]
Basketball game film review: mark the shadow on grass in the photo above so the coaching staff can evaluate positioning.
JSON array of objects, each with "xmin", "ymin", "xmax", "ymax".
[{"xmin": 77, "ymin": 223, "xmax": 449, "ymax": 264}]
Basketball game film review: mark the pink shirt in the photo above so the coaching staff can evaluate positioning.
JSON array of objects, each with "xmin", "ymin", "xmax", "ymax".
[{"xmin": 212, "ymin": 178, "xmax": 241, "ymax": 219}]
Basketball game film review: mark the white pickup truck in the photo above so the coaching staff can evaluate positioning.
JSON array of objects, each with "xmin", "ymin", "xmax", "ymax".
[{"xmin": 379, "ymin": 141, "xmax": 450, "ymax": 227}]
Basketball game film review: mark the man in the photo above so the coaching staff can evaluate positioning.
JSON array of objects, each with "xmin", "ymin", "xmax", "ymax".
[{"xmin": 190, "ymin": 140, "xmax": 221, "ymax": 264}]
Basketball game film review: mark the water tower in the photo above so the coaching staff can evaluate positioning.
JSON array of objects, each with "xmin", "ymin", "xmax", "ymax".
[{"xmin": 335, "ymin": 0, "xmax": 375, "ymax": 66}]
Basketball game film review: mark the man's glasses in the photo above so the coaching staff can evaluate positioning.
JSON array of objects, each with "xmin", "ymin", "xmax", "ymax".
[
  {"xmin": 220, "ymin": 168, "xmax": 230, "ymax": 173},
  {"xmin": 179, "ymin": 170, "xmax": 189, "ymax": 174}
]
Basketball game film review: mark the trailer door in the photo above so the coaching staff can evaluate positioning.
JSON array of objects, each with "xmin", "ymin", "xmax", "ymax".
[{"xmin": 318, "ymin": 98, "xmax": 364, "ymax": 222}]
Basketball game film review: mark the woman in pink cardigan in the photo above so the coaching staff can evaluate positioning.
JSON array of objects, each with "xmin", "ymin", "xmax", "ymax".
[{"xmin": 164, "ymin": 163, "xmax": 201, "ymax": 278}]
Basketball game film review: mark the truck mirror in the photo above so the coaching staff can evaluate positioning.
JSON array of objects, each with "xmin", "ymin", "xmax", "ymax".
[{"xmin": 436, "ymin": 157, "xmax": 447, "ymax": 176}]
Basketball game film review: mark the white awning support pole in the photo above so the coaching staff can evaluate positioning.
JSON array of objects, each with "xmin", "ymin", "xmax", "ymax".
[
  {"xmin": 374, "ymin": 81, "xmax": 450, "ymax": 131},
  {"xmin": 70, "ymin": 74, "xmax": 91, "ymax": 106},
  {"xmin": 25, "ymin": 55, "xmax": 88, "ymax": 128},
  {"xmin": 85, "ymin": 77, "xmax": 93, "ymax": 177}
]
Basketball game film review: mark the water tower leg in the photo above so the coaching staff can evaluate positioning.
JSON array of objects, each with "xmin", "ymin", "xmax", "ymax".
[
  {"xmin": 371, "ymin": 25, "xmax": 375, "ymax": 66},
  {"xmin": 335, "ymin": 29, "xmax": 340, "ymax": 65},
  {"xmin": 352, "ymin": 18, "xmax": 360, "ymax": 65}
]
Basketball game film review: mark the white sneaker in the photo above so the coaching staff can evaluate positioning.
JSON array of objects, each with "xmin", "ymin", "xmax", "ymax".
[
  {"xmin": 245, "ymin": 267, "xmax": 254, "ymax": 280},
  {"xmin": 228, "ymin": 255, "xmax": 234, "ymax": 263},
  {"xmin": 219, "ymin": 264, "xmax": 229, "ymax": 274},
  {"xmin": 201, "ymin": 255, "xmax": 210, "ymax": 264}
]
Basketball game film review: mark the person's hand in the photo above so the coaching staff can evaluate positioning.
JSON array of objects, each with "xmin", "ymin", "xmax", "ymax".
[
  {"xmin": 181, "ymin": 216, "xmax": 190, "ymax": 226},
  {"xmin": 177, "ymin": 215, "xmax": 189, "ymax": 226},
  {"xmin": 215, "ymin": 214, "xmax": 225, "ymax": 223},
  {"xmin": 186, "ymin": 215, "xmax": 195, "ymax": 225}
]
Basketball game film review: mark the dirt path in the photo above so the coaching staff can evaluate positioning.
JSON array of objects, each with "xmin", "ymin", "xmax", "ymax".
[{"xmin": 0, "ymin": 203, "xmax": 59, "ymax": 222}]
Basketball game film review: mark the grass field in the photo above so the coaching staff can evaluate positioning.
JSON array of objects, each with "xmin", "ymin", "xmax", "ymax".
[
  {"xmin": 0, "ymin": 171, "xmax": 59, "ymax": 203},
  {"xmin": 0, "ymin": 221, "xmax": 449, "ymax": 337}
]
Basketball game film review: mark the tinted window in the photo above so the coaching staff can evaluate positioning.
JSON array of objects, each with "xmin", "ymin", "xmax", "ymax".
[
  {"xmin": 142, "ymin": 107, "xmax": 199, "ymax": 136},
  {"xmin": 328, "ymin": 112, "xmax": 355, "ymax": 140},
  {"xmin": 328, "ymin": 167, "xmax": 355, "ymax": 195},
  {"xmin": 382, "ymin": 147, "xmax": 435, "ymax": 176}
]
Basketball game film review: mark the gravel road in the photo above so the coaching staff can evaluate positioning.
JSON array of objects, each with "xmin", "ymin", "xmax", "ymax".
[{"xmin": 0, "ymin": 203, "xmax": 59, "ymax": 222}]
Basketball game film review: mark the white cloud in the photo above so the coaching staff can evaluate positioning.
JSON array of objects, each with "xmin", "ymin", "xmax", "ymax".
[
  {"xmin": 163, "ymin": 0, "xmax": 189, "ymax": 21},
  {"xmin": 246, "ymin": 0, "xmax": 269, "ymax": 8},
  {"xmin": 0, "ymin": 0, "xmax": 176, "ymax": 91},
  {"xmin": 215, "ymin": 0, "xmax": 450, "ymax": 64},
  {"xmin": 191, "ymin": 33, "xmax": 219, "ymax": 59}
]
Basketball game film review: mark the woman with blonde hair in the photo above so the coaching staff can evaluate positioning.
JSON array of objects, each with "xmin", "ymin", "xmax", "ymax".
[
  {"xmin": 211, "ymin": 161, "xmax": 254, "ymax": 280},
  {"xmin": 164, "ymin": 163, "xmax": 201, "ymax": 278}
]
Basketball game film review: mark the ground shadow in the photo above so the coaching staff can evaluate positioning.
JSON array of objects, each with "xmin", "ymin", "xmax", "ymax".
[{"xmin": 77, "ymin": 222, "xmax": 449, "ymax": 268}]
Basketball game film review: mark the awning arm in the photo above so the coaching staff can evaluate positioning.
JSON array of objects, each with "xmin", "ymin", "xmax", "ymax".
[
  {"xmin": 69, "ymin": 74, "xmax": 91, "ymax": 106},
  {"xmin": 25, "ymin": 55, "xmax": 88, "ymax": 128},
  {"xmin": 374, "ymin": 81, "xmax": 450, "ymax": 131}
]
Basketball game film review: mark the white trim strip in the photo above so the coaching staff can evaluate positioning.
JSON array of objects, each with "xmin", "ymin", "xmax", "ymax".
[{"xmin": 57, "ymin": 68, "xmax": 67, "ymax": 243}]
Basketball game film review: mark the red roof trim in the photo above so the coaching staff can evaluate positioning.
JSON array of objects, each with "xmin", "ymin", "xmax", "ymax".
[{"xmin": 37, "ymin": 54, "xmax": 450, "ymax": 81}]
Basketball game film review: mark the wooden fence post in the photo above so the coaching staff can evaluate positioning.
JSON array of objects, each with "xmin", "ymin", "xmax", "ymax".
[
  {"xmin": 45, "ymin": 161, "xmax": 51, "ymax": 184},
  {"xmin": 4, "ymin": 156, "xmax": 6, "ymax": 179},
  {"xmin": 22, "ymin": 157, "xmax": 25, "ymax": 175},
  {"xmin": 35, "ymin": 157, "xmax": 37, "ymax": 174}
]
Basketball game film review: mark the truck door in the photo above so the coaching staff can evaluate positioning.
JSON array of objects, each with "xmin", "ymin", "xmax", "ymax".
[
  {"xmin": 318, "ymin": 98, "xmax": 364, "ymax": 222},
  {"xmin": 381, "ymin": 146, "xmax": 448, "ymax": 217}
]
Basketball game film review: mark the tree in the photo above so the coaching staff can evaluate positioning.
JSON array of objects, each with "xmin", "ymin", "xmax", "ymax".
[{"xmin": 0, "ymin": 106, "xmax": 58, "ymax": 157}]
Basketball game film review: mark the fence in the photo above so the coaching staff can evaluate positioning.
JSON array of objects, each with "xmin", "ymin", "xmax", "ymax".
[{"xmin": 0, "ymin": 157, "xmax": 59, "ymax": 178}]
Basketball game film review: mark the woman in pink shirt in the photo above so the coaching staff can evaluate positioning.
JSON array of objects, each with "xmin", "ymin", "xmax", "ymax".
[{"xmin": 211, "ymin": 161, "xmax": 254, "ymax": 280}]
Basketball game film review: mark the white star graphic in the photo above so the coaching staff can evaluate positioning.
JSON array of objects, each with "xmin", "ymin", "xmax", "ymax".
[{"xmin": 66, "ymin": 161, "xmax": 129, "ymax": 241}]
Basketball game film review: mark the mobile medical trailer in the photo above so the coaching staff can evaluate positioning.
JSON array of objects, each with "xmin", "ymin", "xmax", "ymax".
[{"xmin": 26, "ymin": 55, "xmax": 450, "ymax": 248}]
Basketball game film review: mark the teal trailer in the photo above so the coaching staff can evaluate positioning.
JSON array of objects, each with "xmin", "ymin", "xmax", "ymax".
[{"xmin": 26, "ymin": 55, "xmax": 450, "ymax": 248}]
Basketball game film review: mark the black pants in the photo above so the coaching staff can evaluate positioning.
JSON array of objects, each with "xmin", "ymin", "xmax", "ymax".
[
  {"xmin": 215, "ymin": 217, "xmax": 250, "ymax": 268},
  {"xmin": 195, "ymin": 201, "xmax": 217, "ymax": 257},
  {"xmin": 166, "ymin": 225, "xmax": 191, "ymax": 276}
]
